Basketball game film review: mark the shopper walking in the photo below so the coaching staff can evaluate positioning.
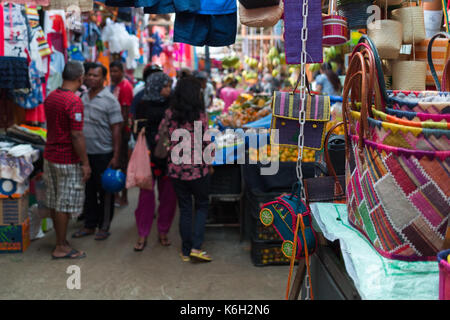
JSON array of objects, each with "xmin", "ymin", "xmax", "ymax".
[
  {"xmin": 133, "ymin": 71, "xmax": 177, "ymax": 251},
  {"xmin": 43, "ymin": 61, "xmax": 91, "ymax": 259},
  {"xmin": 110, "ymin": 61, "xmax": 134, "ymax": 208},
  {"xmin": 315, "ymin": 62, "xmax": 342, "ymax": 97},
  {"xmin": 72, "ymin": 63, "xmax": 123, "ymax": 241},
  {"xmin": 157, "ymin": 76, "xmax": 213, "ymax": 262}
]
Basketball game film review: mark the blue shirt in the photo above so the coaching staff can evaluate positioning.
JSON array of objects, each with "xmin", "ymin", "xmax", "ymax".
[
  {"xmin": 315, "ymin": 74, "xmax": 340, "ymax": 97},
  {"xmin": 197, "ymin": 0, "xmax": 236, "ymax": 14}
]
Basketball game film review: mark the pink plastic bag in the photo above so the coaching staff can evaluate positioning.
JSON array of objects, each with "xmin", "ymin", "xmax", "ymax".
[{"xmin": 126, "ymin": 130, "xmax": 153, "ymax": 190}]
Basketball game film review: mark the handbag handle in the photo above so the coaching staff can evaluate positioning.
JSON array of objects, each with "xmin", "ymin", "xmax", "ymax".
[
  {"xmin": 442, "ymin": 60, "xmax": 450, "ymax": 92},
  {"xmin": 293, "ymin": 69, "xmax": 313, "ymax": 96},
  {"xmin": 428, "ymin": 32, "xmax": 450, "ymax": 91},
  {"xmin": 323, "ymin": 121, "xmax": 345, "ymax": 197}
]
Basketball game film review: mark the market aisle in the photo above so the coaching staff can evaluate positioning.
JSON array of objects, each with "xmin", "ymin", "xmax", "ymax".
[{"xmin": 0, "ymin": 188, "xmax": 290, "ymax": 300}]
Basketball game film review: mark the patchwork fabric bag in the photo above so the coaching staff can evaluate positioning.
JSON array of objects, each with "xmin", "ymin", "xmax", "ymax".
[
  {"xmin": 270, "ymin": 78, "xmax": 331, "ymax": 150},
  {"xmin": 343, "ymin": 46, "xmax": 450, "ymax": 261},
  {"xmin": 259, "ymin": 184, "xmax": 317, "ymax": 259}
]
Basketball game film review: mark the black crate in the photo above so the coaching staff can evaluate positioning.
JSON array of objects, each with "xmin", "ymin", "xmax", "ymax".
[
  {"xmin": 251, "ymin": 214, "xmax": 282, "ymax": 242},
  {"xmin": 239, "ymin": 0, "xmax": 280, "ymax": 9},
  {"xmin": 210, "ymin": 164, "xmax": 242, "ymax": 195},
  {"xmin": 251, "ymin": 239, "xmax": 298, "ymax": 267},
  {"xmin": 242, "ymin": 161, "xmax": 320, "ymax": 194}
]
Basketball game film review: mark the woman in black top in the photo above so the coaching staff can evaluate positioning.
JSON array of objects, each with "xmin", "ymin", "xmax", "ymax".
[{"xmin": 133, "ymin": 71, "xmax": 177, "ymax": 251}]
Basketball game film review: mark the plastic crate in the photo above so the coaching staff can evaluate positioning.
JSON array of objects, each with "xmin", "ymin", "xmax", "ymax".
[
  {"xmin": 251, "ymin": 239, "xmax": 298, "ymax": 266},
  {"xmin": 251, "ymin": 215, "xmax": 282, "ymax": 242},
  {"xmin": 210, "ymin": 164, "xmax": 242, "ymax": 195}
]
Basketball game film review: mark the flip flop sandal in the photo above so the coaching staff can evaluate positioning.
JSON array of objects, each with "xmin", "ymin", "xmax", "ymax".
[
  {"xmin": 134, "ymin": 241, "xmax": 147, "ymax": 252},
  {"xmin": 95, "ymin": 231, "xmax": 110, "ymax": 241},
  {"xmin": 72, "ymin": 230, "xmax": 95, "ymax": 239},
  {"xmin": 52, "ymin": 249, "xmax": 86, "ymax": 260},
  {"xmin": 190, "ymin": 251, "xmax": 212, "ymax": 262},
  {"xmin": 179, "ymin": 253, "xmax": 190, "ymax": 262},
  {"xmin": 158, "ymin": 236, "xmax": 171, "ymax": 246}
]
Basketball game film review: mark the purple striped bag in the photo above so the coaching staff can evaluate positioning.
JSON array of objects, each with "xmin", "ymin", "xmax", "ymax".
[
  {"xmin": 270, "ymin": 85, "xmax": 331, "ymax": 150},
  {"xmin": 283, "ymin": 0, "xmax": 323, "ymax": 64}
]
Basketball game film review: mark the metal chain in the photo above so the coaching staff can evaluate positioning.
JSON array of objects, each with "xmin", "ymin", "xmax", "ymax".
[
  {"xmin": 297, "ymin": 0, "xmax": 310, "ymax": 301},
  {"xmin": 296, "ymin": 0, "xmax": 308, "ymax": 204}
]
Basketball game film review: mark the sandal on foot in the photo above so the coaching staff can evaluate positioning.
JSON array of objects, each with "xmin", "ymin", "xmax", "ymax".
[
  {"xmin": 190, "ymin": 251, "xmax": 212, "ymax": 262},
  {"xmin": 72, "ymin": 229, "xmax": 95, "ymax": 238},
  {"xmin": 134, "ymin": 240, "xmax": 147, "ymax": 252},
  {"xmin": 94, "ymin": 231, "xmax": 110, "ymax": 241},
  {"xmin": 52, "ymin": 249, "xmax": 86, "ymax": 260},
  {"xmin": 158, "ymin": 235, "xmax": 171, "ymax": 246},
  {"xmin": 180, "ymin": 253, "xmax": 190, "ymax": 262}
]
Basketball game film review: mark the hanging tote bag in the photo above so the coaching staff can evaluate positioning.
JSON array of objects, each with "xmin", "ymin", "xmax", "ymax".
[
  {"xmin": 239, "ymin": 1, "xmax": 283, "ymax": 28},
  {"xmin": 303, "ymin": 122, "xmax": 347, "ymax": 203},
  {"xmin": 322, "ymin": 0, "xmax": 349, "ymax": 46},
  {"xmin": 259, "ymin": 184, "xmax": 318, "ymax": 259},
  {"xmin": 126, "ymin": 129, "xmax": 153, "ymax": 190},
  {"xmin": 270, "ymin": 76, "xmax": 331, "ymax": 149},
  {"xmin": 342, "ymin": 47, "xmax": 450, "ymax": 261}
]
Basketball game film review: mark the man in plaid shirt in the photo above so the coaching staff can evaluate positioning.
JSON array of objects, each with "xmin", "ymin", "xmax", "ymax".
[{"xmin": 43, "ymin": 61, "xmax": 91, "ymax": 260}]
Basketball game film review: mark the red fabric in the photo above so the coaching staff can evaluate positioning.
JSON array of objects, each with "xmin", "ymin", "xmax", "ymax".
[
  {"xmin": 25, "ymin": 103, "xmax": 46, "ymax": 123},
  {"xmin": 113, "ymin": 78, "xmax": 134, "ymax": 107},
  {"xmin": 43, "ymin": 88, "xmax": 84, "ymax": 164}
]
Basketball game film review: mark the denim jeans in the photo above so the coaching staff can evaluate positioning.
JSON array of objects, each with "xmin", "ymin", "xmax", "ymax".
[{"xmin": 171, "ymin": 175, "xmax": 210, "ymax": 256}]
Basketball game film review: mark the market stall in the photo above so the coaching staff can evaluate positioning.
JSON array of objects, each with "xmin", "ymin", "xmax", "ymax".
[{"xmin": 0, "ymin": 0, "xmax": 448, "ymax": 301}]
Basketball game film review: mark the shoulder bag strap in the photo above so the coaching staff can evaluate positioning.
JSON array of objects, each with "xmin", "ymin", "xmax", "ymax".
[{"xmin": 428, "ymin": 32, "xmax": 450, "ymax": 91}]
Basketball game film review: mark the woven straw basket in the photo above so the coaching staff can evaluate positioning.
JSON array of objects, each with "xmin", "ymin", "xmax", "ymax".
[
  {"xmin": 368, "ymin": 20, "xmax": 403, "ymax": 59},
  {"xmin": 392, "ymin": 6, "xmax": 426, "ymax": 44},
  {"xmin": 392, "ymin": 60, "xmax": 427, "ymax": 90}
]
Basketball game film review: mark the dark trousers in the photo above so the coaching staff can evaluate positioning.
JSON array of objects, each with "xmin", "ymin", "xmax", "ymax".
[
  {"xmin": 171, "ymin": 175, "xmax": 210, "ymax": 257},
  {"xmin": 84, "ymin": 153, "xmax": 115, "ymax": 231}
]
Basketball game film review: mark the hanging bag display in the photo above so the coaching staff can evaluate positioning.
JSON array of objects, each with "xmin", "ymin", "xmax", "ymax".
[
  {"xmin": 322, "ymin": 0, "xmax": 349, "ymax": 46},
  {"xmin": 342, "ymin": 45, "xmax": 450, "ymax": 262},
  {"xmin": 303, "ymin": 122, "xmax": 346, "ymax": 203},
  {"xmin": 392, "ymin": 2, "xmax": 426, "ymax": 44},
  {"xmin": 259, "ymin": 184, "xmax": 318, "ymax": 260},
  {"xmin": 270, "ymin": 76, "xmax": 331, "ymax": 149},
  {"xmin": 367, "ymin": 0, "xmax": 403, "ymax": 60},
  {"xmin": 239, "ymin": 1, "xmax": 283, "ymax": 28}
]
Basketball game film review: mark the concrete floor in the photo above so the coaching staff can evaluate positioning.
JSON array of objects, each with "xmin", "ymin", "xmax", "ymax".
[{"xmin": 0, "ymin": 188, "xmax": 290, "ymax": 300}]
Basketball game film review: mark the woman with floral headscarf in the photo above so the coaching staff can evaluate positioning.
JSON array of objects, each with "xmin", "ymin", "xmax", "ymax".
[{"xmin": 132, "ymin": 71, "xmax": 177, "ymax": 251}]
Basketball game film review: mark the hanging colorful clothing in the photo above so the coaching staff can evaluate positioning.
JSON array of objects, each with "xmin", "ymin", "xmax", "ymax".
[{"xmin": 0, "ymin": 3, "xmax": 30, "ymax": 89}]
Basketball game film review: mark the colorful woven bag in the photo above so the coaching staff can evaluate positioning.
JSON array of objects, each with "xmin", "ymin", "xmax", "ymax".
[
  {"xmin": 270, "ymin": 77, "xmax": 331, "ymax": 149},
  {"xmin": 259, "ymin": 184, "xmax": 317, "ymax": 259},
  {"xmin": 343, "ymin": 48, "xmax": 450, "ymax": 261},
  {"xmin": 438, "ymin": 249, "xmax": 450, "ymax": 300},
  {"xmin": 322, "ymin": 0, "xmax": 348, "ymax": 46}
]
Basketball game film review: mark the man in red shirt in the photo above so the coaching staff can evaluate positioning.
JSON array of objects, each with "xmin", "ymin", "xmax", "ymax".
[
  {"xmin": 43, "ymin": 61, "xmax": 91, "ymax": 259},
  {"xmin": 110, "ymin": 61, "xmax": 133, "ymax": 207}
]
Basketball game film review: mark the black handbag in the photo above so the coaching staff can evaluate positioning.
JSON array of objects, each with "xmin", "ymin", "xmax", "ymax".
[{"xmin": 303, "ymin": 122, "xmax": 346, "ymax": 203}]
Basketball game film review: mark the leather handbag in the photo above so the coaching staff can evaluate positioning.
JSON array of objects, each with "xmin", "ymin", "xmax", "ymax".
[
  {"xmin": 239, "ymin": 1, "xmax": 283, "ymax": 28},
  {"xmin": 303, "ymin": 122, "xmax": 346, "ymax": 203},
  {"xmin": 270, "ymin": 76, "xmax": 331, "ymax": 150}
]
